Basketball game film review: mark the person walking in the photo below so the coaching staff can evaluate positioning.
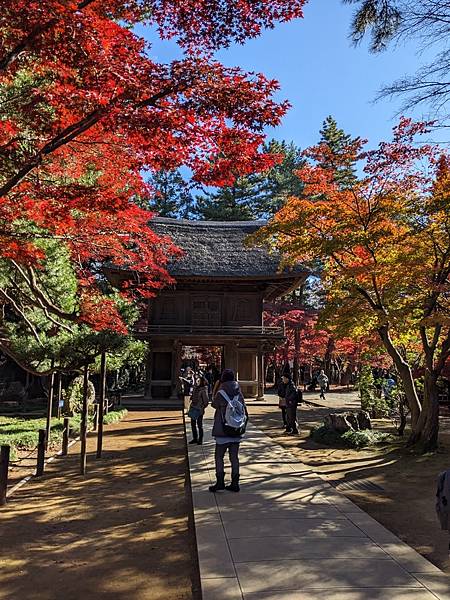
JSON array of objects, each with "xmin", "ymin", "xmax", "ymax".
[
  {"xmin": 188, "ymin": 376, "xmax": 209, "ymax": 445},
  {"xmin": 281, "ymin": 373, "xmax": 299, "ymax": 434},
  {"xmin": 205, "ymin": 366, "xmax": 214, "ymax": 398},
  {"xmin": 209, "ymin": 369, "xmax": 248, "ymax": 493},
  {"xmin": 317, "ymin": 369, "xmax": 329, "ymax": 400},
  {"xmin": 180, "ymin": 367, "xmax": 195, "ymax": 411}
]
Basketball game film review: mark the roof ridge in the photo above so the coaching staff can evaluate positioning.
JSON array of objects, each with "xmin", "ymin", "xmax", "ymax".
[{"xmin": 151, "ymin": 217, "xmax": 267, "ymax": 228}]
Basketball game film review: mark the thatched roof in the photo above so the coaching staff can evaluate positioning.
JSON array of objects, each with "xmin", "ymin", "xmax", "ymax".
[{"xmin": 151, "ymin": 217, "xmax": 304, "ymax": 280}]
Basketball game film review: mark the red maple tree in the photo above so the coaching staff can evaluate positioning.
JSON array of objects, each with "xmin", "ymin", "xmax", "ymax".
[
  {"xmin": 0, "ymin": 0, "xmax": 307, "ymax": 335},
  {"xmin": 264, "ymin": 301, "xmax": 367, "ymax": 386}
]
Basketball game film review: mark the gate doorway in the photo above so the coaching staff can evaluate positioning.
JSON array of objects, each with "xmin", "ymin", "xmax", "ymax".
[{"xmin": 181, "ymin": 346, "xmax": 223, "ymax": 377}]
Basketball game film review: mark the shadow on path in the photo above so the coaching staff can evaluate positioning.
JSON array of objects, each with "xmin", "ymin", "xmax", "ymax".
[{"xmin": 0, "ymin": 412, "xmax": 200, "ymax": 600}]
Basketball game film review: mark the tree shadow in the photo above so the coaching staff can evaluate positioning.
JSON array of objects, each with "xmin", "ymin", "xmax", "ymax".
[{"xmin": 0, "ymin": 412, "xmax": 201, "ymax": 600}]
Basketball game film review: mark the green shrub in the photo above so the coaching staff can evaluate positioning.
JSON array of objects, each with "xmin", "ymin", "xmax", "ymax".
[
  {"xmin": 310, "ymin": 426, "xmax": 347, "ymax": 447},
  {"xmin": 310, "ymin": 425, "xmax": 392, "ymax": 449},
  {"xmin": 358, "ymin": 366, "xmax": 391, "ymax": 417},
  {"xmin": 103, "ymin": 408, "xmax": 128, "ymax": 425},
  {"xmin": 341, "ymin": 429, "xmax": 392, "ymax": 448},
  {"xmin": 63, "ymin": 375, "xmax": 96, "ymax": 414}
]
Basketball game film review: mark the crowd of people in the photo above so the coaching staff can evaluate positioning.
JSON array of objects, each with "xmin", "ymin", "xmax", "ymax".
[{"xmin": 180, "ymin": 362, "xmax": 314, "ymax": 493}]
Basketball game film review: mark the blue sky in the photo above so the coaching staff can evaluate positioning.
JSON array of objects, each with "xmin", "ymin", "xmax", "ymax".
[{"xmin": 138, "ymin": 0, "xmax": 444, "ymax": 152}]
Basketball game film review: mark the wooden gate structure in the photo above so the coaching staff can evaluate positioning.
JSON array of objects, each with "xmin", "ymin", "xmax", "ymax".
[{"xmin": 116, "ymin": 218, "xmax": 308, "ymax": 407}]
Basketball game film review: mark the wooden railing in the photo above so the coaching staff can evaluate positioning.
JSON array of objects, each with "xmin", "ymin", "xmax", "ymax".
[{"xmin": 135, "ymin": 325, "xmax": 284, "ymax": 337}]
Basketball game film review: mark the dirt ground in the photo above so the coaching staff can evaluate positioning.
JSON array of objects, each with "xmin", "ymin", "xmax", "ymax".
[
  {"xmin": 0, "ymin": 411, "xmax": 201, "ymax": 600},
  {"xmin": 248, "ymin": 402, "xmax": 450, "ymax": 574}
]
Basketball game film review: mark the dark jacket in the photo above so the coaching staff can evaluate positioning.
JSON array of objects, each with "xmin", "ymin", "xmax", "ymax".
[
  {"xmin": 212, "ymin": 380, "xmax": 247, "ymax": 438},
  {"xmin": 284, "ymin": 380, "xmax": 298, "ymax": 408},
  {"xmin": 190, "ymin": 385, "xmax": 209, "ymax": 414},
  {"xmin": 277, "ymin": 381, "xmax": 287, "ymax": 398}
]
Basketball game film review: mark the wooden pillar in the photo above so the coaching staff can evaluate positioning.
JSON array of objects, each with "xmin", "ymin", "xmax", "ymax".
[
  {"xmin": 62, "ymin": 417, "xmax": 70, "ymax": 456},
  {"xmin": 80, "ymin": 365, "xmax": 89, "ymax": 475},
  {"xmin": 257, "ymin": 348, "xmax": 265, "ymax": 401},
  {"xmin": 224, "ymin": 342, "xmax": 239, "ymax": 377},
  {"xmin": 36, "ymin": 429, "xmax": 46, "ymax": 476},
  {"xmin": 144, "ymin": 349, "xmax": 153, "ymax": 400},
  {"xmin": 0, "ymin": 445, "xmax": 10, "ymax": 506},
  {"xmin": 96, "ymin": 352, "xmax": 106, "ymax": 459},
  {"xmin": 170, "ymin": 340, "xmax": 182, "ymax": 402}
]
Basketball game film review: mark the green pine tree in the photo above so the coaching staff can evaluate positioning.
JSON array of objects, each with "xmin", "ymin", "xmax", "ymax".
[
  {"xmin": 194, "ymin": 178, "xmax": 258, "ymax": 221},
  {"xmin": 194, "ymin": 139, "xmax": 304, "ymax": 221},
  {"xmin": 319, "ymin": 116, "xmax": 358, "ymax": 189},
  {"xmin": 141, "ymin": 170, "xmax": 193, "ymax": 218},
  {"xmin": 256, "ymin": 140, "xmax": 305, "ymax": 217}
]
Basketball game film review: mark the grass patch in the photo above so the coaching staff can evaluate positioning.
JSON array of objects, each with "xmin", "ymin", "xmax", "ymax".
[
  {"xmin": 103, "ymin": 408, "xmax": 128, "ymax": 425},
  {"xmin": 0, "ymin": 409, "xmax": 128, "ymax": 455},
  {"xmin": 310, "ymin": 425, "xmax": 392, "ymax": 449}
]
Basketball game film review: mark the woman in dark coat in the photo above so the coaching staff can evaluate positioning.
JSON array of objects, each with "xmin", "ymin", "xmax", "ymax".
[{"xmin": 188, "ymin": 376, "xmax": 209, "ymax": 445}]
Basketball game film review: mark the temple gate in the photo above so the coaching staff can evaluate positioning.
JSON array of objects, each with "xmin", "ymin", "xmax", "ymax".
[{"xmin": 122, "ymin": 218, "xmax": 307, "ymax": 407}]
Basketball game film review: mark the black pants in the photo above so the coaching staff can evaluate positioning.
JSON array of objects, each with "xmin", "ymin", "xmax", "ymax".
[
  {"xmin": 286, "ymin": 404, "xmax": 298, "ymax": 432},
  {"xmin": 280, "ymin": 406, "xmax": 287, "ymax": 426},
  {"xmin": 215, "ymin": 442, "xmax": 240, "ymax": 479},
  {"xmin": 320, "ymin": 386, "xmax": 326, "ymax": 399},
  {"xmin": 191, "ymin": 415, "xmax": 204, "ymax": 442}
]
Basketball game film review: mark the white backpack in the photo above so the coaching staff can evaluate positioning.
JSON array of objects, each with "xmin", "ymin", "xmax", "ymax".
[{"xmin": 219, "ymin": 390, "xmax": 247, "ymax": 437}]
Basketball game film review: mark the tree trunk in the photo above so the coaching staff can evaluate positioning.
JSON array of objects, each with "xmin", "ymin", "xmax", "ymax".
[
  {"xmin": 397, "ymin": 396, "xmax": 407, "ymax": 437},
  {"xmin": 293, "ymin": 328, "xmax": 300, "ymax": 386},
  {"xmin": 323, "ymin": 337, "xmax": 334, "ymax": 381},
  {"xmin": 377, "ymin": 325, "xmax": 421, "ymax": 428},
  {"xmin": 417, "ymin": 371, "xmax": 440, "ymax": 452}
]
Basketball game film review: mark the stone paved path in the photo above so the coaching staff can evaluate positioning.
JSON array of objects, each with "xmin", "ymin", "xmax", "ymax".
[
  {"xmin": 254, "ymin": 389, "xmax": 361, "ymax": 411},
  {"xmin": 188, "ymin": 411, "xmax": 450, "ymax": 600}
]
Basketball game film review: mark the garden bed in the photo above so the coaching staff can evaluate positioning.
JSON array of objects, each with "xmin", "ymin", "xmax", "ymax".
[{"xmin": 0, "ymin": 408, "xmax": 128, "ymax": 460}]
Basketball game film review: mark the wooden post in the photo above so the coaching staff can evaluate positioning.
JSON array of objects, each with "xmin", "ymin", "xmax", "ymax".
[
  {"xmin": 45, "ymin": 368, "xmax": 55, "ymax": 450},
  {"xmin": 0, "ymin": 445, "xmax": 10, "ymax": 506},
  {"xmin": 93, "ymin": 400, "xmax": 98, "ymax": 431},
  {"xmin": 80, "ymin": 365, "xmax": 89, "ymax": 475},
  {"xmin": 257, "ymin": 350, "xmax": 265, "ymax": 401},
  {"xmin": 36, "ymin": 429, "xmax": 46, "ymax": 476},
  {"xmin": 96, "ymin": 352, "xmax": 106, "ymax": 459},
  {"xmin": 57, "ymin": 373, "xmax": 63, "ymax": 419},
  {"xmin": 62, "ymin": 417, "xmax": 70, "ymax": 456}
]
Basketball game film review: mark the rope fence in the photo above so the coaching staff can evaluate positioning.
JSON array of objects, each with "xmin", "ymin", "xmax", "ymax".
[{"xmin": 8, "ymin": 444, "xmax": 39, "ymax": 466}]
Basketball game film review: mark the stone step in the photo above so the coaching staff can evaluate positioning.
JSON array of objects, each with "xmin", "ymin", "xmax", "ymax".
[{"xmin": 120, "ymin": 396, "xmax": 183, "ymax": 410}]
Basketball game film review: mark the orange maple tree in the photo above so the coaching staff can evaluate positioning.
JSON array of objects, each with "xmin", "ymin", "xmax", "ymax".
[{"xmin": 256, "ymin": 118, "xmax": 450, "ymax": 450}]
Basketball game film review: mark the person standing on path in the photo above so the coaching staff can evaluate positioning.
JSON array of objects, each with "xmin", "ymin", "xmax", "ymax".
[
  {"xmin": 188, "ymin": 376, "xmax": 209, "ymax": 445},
  {"xmin": 317, "ymin": 369, "xmax": 329, "ymax": 400},
  {"xmin": 277, "ymin": 364, "xmax": 291, "ymax": 430},
  {"xmin": 209, "ymin": 369, "xmax": 248, "ymax": 493},
  {"xmin": 285, "ymin": 375, "xmax": 300, "ymax": 435}
]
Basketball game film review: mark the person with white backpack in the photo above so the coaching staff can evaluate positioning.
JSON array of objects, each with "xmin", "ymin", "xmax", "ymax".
[{"xmin": 209, "ymin": 369, "xmax": 248, "ymax": 493}]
